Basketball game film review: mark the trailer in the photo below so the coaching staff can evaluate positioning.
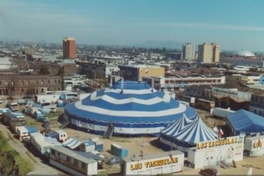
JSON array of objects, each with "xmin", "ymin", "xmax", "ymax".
[
  {"xmin": 29, "ymin": 132, "xmax": 61, "ymax": 157},
  {"xmin": 15, "ymin": 126, "xmax": 38, "ymax": 141},
  {"xmin": 45, "ymin": 130, "xmax": 68, "ymax": 142},
  {"xmin": 34, "ymin": 94, "xmax": 60, "ymax": 104}
]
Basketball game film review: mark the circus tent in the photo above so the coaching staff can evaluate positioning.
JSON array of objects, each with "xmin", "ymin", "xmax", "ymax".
[
  {"xmin": 64, "ymin": 81, "xmax": 197, "ymax": 136},
  {"xmin": 159, "ymin": 117, "xmax": 218, "ymax": 152},
  {"xmin": 160, "ymin": 114, "xmax": 196, "ymax": 137}
]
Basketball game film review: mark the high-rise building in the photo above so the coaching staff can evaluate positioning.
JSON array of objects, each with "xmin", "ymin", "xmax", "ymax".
[
  {"xmin": 197, "ymin": 43, "xmax": 220, "ymax": 63},
  {"xmin": 63, "ymin": 37, "xmax": 76, "ymax": 59},
  {"xmin": 182, "ymin": 43, "xmax": 195, "ymax": 60}
]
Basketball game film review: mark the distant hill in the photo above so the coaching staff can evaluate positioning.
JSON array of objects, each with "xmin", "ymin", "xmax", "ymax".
[{"xmin": 133, "ymin": 40, "xmax": 183, "ymax": 49}]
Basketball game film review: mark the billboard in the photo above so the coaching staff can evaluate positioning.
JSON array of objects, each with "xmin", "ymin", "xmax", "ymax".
[{"xmin": 188, "ymin": 135, "xmax": 244, "ymax": 169}]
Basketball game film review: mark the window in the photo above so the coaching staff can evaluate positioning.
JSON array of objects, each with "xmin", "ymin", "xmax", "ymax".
[
  {"xmin": 82, "ymin": 162, "xmax": 86, "ymax": 169},
  {"xmin": 66, "ymin": 156, "xmax": 70, "ymax": 162},
  {"xmin": 51, "ymin": 150, "xmax": 55, "ymax": 155},
  {"xmin": 74, "ymin": 159, "xmax": 78, "ymax": 165}
]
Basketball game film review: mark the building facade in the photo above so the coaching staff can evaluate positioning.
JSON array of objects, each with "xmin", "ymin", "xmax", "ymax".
[
  {"xmin": 142, "ymin": 75, "xmax": 226, "ymax": 90},
  {"xmin": 249, "ymin": 93, "xmax": 264, "ymax": 117},
  {"xmin": 198, "ymin": 43, "xmax": 220, "ymax": 63},
  {"xmin": 182, "ymin": 43, "xmax": 195, "ymax": 61},
  {"xmin": 63, "ymin": 37, "xmax": 76, "ymax": 59},
  {"xmin": 0, "ymin": 75, "xmax": 61, "ymax": 96},
  {"xmin": 119, "ymin": 65, "xmax": 165, "ymax": 81}
]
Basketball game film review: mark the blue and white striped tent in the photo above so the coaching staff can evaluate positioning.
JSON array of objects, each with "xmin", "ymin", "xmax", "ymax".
[
  {"xmin": 64, "ymin": 81, "xmax": 197, "ymax": 136},
  {"xmin": 62, "ymin": 138, "xmax": 82, "ymax": 149},
  {"xmin": 160, "ymin": 114, "xmax": 197, "ymax": 137},
  {"xmin": 173, "ymin": 117, "xmax": 218, "ymax": 144},
  {"xmin": 159, "ymin": 117, "xmax": 218, "ymax": 152}
]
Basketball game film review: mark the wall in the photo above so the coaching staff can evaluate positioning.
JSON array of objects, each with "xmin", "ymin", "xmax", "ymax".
[
  {"xmin": 138, "ymin": 67, "xmax": 165, "ymax": 81},
  {"xmin": 188, "ymin": 136, "xmax": 244, "ymax": 169},
  {"xmin": 244, "ymin": 136, "xmax": 264, "ymax": 156},
  {"xmin": 123, "ymin": 152, "xmax": 184, "ymax": 175}
]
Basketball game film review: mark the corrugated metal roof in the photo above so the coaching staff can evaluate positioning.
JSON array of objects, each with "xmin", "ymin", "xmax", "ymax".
[{"xmin": 50, "ymin": 146, "xmax": 97, "ymax": 164}]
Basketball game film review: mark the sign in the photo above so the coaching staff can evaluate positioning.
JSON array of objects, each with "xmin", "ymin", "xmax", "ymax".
[
  {"xmin": 253, "ymin": 140, "xmax": 262, "ymax": 148},
  {"xmin": 188, "ymin": 137, "xmax": 244, "ymax": 169},
  {"xmin": 196, "ymin": 136, "xmax": 240, "ymax": 150},
  {"xmin": 130, "ymin": 157, "xmax": 178, "ymax": 171}
]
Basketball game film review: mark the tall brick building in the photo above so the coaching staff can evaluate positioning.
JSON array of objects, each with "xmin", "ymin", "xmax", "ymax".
[{"xmin": 63, "ymin": 37, "xmax": 76, "ymax": 59}]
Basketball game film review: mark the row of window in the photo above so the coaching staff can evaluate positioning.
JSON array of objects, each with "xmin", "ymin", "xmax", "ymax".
[
  {"xmin": 251, "ymin": 96, "xmax": 264, "ymax": 104},
  {"xmin": 51, "ymin": 150, "xmax": 87, "ymax": 171},
  {"xmin": 0, "ymin": 80, "xmax": 61, "ymax": 86}
]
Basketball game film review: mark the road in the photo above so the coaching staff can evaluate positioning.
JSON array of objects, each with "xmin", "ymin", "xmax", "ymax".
[{"xmin": 0, "ymin": 123, "xmax": 64, "ymax": 175}]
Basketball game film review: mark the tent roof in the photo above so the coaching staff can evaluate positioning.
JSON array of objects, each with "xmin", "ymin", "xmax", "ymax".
[
  {"xmin": 65, "ymin": 81, "xmax": 197, "ymax": 124},
  {"xmin": 161, "ymin": 114, "xmax": 196, "ymax": 136},
  {"xmin": 172, "ymin": 117, "xmax": 218, "ymax": 144},
  {"xmin": 62, "ymin": 138, "xmax": 82, "ymax": 149},
  {"xmin": 227, "ymin": 109, "xmax": 264, "ymax": 133}
]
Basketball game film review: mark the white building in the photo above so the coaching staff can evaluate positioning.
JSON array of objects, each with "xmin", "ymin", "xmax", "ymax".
[
  {"xmin": 188, "ymin": 135, "xmax": 244, "ymax": 169},
  {"xmin": 182, "ymin": 43, "xmax": 195, "ymax": 61},
  {"xmin": 49, "ymin": 146, "xmax": 98, "ymax": 176},
  {"xmin": 0, "ymin": 57, "xmax": 16, "ymax": 70},
  {"xmin": 121, "ymin": 150, "xmax": 184, "ymax": 175},
  {"xmin": 142, "ymin": 75, "xmax": 226, "ymax": 90}
]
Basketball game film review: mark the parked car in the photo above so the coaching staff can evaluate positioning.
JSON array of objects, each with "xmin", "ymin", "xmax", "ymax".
[{"xmin": 105, "ymin": 156, "xmax": 122, "ymax": 165}]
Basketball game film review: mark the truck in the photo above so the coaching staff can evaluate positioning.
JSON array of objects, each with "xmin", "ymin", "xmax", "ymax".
[
  {"xmin": 10, "ymin": 118, "xmax": 26, "ymax": 133},
  {"xmin": 1, "ymin": 111, "xmax": 25, "ymax": 126},
  {"xmin": 0, "ymin": 108, "xmax": 12, "ymax": 117},
  {"xmin": 45, "ymin": 130, "xmax": 68, "ymax": 142},
  {"xmin": 33, "ymin": 110, "xmax": 48, "ymax": 122},
  {"xmin": 6, "ymin": 102, "xmax": 19, "ymax": 112},
  {"xmin": 15, "ymin": 126, "xmax": 38, "ymax": 141},
  {"xmin": 34, "ymin": 94, "xmax": 60, "ymax": 104}
]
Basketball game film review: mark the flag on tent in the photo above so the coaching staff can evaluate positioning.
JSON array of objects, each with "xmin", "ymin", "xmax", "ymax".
[
  {"xmin": 219, "ymin": 128, "xmax": 224, "ymax": 136},
  {"xmin": 213, "ymin": 126, "xmax": 218, "ymax": 133}
]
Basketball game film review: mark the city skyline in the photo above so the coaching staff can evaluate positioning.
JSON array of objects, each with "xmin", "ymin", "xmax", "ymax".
[{"xmin": 1, "ymin": 0, "xmax": 264, "ymax": 52}]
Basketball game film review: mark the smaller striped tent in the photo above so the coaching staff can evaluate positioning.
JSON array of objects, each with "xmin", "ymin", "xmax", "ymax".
[
  {"xmin": 62, "ymin": 138, "xmax": 82, "ymax": 149},
  {"xmin": 173, "ymin": 117, "xmax": 218, "ymax": 144},
  {"xmin": 161, "ymin": 113, "xmax": 196, "ymax": 136}
]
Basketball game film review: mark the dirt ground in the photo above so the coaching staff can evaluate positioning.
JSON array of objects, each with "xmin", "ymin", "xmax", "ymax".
[
  {"xmin": 1, "ymin": 100, "xmax": 263, "ymax": 176},
  {"xmin": 61, "ymin": 127, "xmax": 264, "ymax": 175}
]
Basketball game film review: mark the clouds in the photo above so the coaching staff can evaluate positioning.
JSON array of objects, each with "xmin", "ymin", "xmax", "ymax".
[
  {"xmin": 157, "ymin": 22, "xmax": 264, "ymax": 31},
  {"xmin": 1, "ymin": 0, "xmax": 264, "ymax": 51}
]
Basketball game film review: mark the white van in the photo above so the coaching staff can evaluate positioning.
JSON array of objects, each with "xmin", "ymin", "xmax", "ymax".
[{"xmin": 16, "ymin": 126, "xmax": 29, "ymax": 141}]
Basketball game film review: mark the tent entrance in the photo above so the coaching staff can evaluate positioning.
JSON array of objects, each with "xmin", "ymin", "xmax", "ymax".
[{"xmin": 103, "ymin": 123, "xmax": 114, "ymax": 139}]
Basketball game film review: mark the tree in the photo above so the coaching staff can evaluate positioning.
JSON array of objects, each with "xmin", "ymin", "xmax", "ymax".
[{"xmin": 38, "ymin": 64, "xmax": 50, "ymax": 75}]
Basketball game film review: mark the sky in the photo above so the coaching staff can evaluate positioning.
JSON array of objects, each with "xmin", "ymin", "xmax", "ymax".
[{"xmin": 1, "ymin": 0, "xmax": 264, "ymax": 51}]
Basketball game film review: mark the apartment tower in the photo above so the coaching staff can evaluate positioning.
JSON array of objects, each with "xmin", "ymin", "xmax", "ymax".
[
  {"xmin": 197, "ymin": 43, "xmax": 220, "ymax": 63},
  {"xmin": 63, "ymin": 37, "xmax": 76, "ymax": 59},
  {"xmin": 182, "ymin": 43, "xmax": 195, "ymax": 60}
]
